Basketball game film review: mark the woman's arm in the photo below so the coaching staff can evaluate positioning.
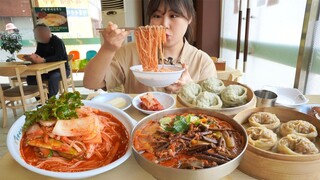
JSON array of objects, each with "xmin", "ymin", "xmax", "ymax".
[{"xmin": 83, "ymin": 22, "xmax": 131, "ymax": 90}]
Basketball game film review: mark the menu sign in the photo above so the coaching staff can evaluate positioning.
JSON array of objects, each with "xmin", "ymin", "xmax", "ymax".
[{"xmin": 34, "ymin": 7, "xmax": 69, "ymax": 32}]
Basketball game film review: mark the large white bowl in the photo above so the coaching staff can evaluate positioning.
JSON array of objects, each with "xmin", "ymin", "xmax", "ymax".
[
  {"xmin": 91, "ymin": 92, "xmax": 132, "ymax": 110},
  {"xmin": 7, "ymin": 100, "xmax": 136, "ymax": 179},
  {"xmin": 130, "ymin": 64, "xmax": 185, "ymax": 87},
  {"xmin": 132, "ymin": 92, "xmax": 176, "ymax": 114}
]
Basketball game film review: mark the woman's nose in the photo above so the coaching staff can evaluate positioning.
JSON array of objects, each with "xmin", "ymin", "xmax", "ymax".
[{"xmin": 161, "ymin": 16, "xmax": 170, "ymax": 29}]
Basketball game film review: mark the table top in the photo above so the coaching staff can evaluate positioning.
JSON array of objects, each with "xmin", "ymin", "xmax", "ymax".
[{"xmin": 1, "ymin": 95, "xmax": 319, "ymax": 180}]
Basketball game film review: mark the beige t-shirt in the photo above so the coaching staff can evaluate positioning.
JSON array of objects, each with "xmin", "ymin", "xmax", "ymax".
[{"xmin": 104, "ymin": 40, "xmax": 217, "ymax": 93}]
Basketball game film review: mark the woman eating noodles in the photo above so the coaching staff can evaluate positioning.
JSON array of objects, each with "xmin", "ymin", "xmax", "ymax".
[{"xmin": 83, "ymin": 0, "xmax": 217, "ymax": 94}]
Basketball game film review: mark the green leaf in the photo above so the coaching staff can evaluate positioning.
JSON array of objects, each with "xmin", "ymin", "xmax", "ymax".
[{"xmin": 23, "ymin": 91, "xmax": 83, "ymax": 130}]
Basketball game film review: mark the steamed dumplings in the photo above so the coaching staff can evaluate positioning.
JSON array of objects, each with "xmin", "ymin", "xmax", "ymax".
[
  {"xmin": 280, "ymin": 120, "xmax": 318, "ymax": 141},
  {"xmin": 179, "ymin": 82, "xmax": 202, "ymax": 103},
  {"xmin": 221, "ymin": 85, "xmax": 247, "ymax": 107},
  {"xmin": 247, "ymin": 126, "xmax": 277, "ymax": 150},
  {"xmin": 249, "ymin": 112, "xmax": 281, "ymax": 130},
  {"xmin": 199, "ymin": 77, "xmax": 225, "ymax": 95},
  {"xmin": 192, "ymin": 91, "xmax": 223, "ymax": 108},
  {"xmin": 178, "ymin": 78, "xmax": 248, "ymax": 109},
  {"xmin": 277, "ymin": 134, "xmax": 319, "ymax": 155}
]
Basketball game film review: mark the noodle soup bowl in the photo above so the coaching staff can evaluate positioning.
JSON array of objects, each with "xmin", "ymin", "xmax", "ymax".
[
  {"xmin": 130, "ymin": 64, "xmax": 185, "ymax": 87},
  {"xmin": 131, "ymin": 108, "xmax": 248, "ymax": 180},
  {"xmin": 7, "ymin": 100, "xmax": 136, "ymax": 179}
]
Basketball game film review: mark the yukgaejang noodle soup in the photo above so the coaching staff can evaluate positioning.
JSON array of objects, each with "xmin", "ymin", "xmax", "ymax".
[
  {"xmin": 20, "ymin": 92, "xmax": 129, "ymax": 172},
  {"xmin": 133, "ymin": 113, "xmax": 245, "ymax": 169}
]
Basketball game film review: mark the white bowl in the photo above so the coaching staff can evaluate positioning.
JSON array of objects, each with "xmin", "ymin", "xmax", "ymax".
[
  {"xmin": 7, "ymin": 100, "xmax": 136, "ymax": 179},
  {"xmin": 132, "ymin": 92, "xmax": 176, "ymax": 114},
  {"xmin": 91, "ymin": 92, "xmax": 132, "ymax": 110},
  {"xmin": 130, "ymin": 64, "xmax": 185, "ymax": 87}
]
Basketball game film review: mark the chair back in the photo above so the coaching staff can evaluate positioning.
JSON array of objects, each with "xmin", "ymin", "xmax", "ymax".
[
  {"xmin": 68, "ymin": 50, "xmax": 80, "ymax": 61},
  {"xmin": 86, "ymin": 50, "xmax": 97, "ymax": 61}
]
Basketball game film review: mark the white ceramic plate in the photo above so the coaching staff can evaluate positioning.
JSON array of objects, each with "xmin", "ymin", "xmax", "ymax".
[
  {"xmin": 132, "ymin": 92, "xmax": 176, "ymax": 115},
  {"xmin": 91, "ymin": 92, "xmax": 132, "ymax": 110},
  {"xmin": 297, "ymin": 103, "xmax": 320, "ymax": 119},
  {"xmin": 7, "ymin": 100, "xmax": 136, "ymax": 179},
  {"xmin": 263, "ymin": 86, "xmax": 309, "ymax": 107}
]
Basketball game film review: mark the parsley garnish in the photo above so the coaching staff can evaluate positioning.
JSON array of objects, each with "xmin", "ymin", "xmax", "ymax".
[{"xmin": 23, "ymin": 91, "xmax": 83, "ymax": 130}]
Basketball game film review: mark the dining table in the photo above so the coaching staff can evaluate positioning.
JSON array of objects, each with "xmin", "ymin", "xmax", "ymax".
[
  {"xmin": 0, "ymin": 61, "xmax": 69, "ymax": 105},
  {"xmin": 0, "ymin": 94, "xmax": 319, "ymax": 180}
]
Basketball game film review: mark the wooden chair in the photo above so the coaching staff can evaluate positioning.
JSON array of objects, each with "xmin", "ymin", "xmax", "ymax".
[
  {"xmin": 59, "ymin": 54, "xmax": 76, "ymax": 93},
  {"xmin": 0, "ymin": 65, "xmax": 48, "ymax": 128}
]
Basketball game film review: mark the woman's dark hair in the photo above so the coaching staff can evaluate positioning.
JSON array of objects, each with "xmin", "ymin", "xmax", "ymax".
[{"xmin": 147, "ymin": 0, "xmax": 195, "ymax": 43}]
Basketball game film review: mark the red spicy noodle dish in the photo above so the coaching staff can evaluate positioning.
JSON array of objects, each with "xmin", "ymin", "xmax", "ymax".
[
  {"xmin": 20, "ymin": 92, "xmax": 129, "ymax": 172},
  {"xmin": 134, "ymin": 113, "xmax": 245, "ymax": 169}
]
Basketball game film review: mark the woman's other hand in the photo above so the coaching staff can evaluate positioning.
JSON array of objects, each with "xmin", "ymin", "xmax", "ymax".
[
  {"xmin": 165, "ymin": 64, "xmax": 193, "ymax": 94},
  {"xmin": 101, "ymin": 22, "xmax": 131, "ymax": 52}
]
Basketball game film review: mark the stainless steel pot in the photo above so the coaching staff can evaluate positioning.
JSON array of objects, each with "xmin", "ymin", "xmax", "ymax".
[{"xmin": 131, "ymin": 108, "xmax": 248, "ymax": 180}]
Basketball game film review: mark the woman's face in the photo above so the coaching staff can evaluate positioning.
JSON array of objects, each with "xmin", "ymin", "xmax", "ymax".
[{"xmin": 150, "ymin": 4, "xmax": 190, "ymax": 48}]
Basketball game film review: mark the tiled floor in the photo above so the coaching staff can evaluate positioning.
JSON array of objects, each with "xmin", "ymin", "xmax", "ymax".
[{"xmin": 0, "ymin": 87, "xmax": 95, "ymax": 158}]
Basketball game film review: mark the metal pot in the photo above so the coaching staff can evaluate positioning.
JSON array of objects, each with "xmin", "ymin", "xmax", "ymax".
[{"xmin": 131, "ymin": 108, "xmax": 248, "ymax": 180}]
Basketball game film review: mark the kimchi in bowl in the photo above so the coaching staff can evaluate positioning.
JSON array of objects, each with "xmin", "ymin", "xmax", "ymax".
[
  {"xmin": 7, "ymin": 100, "xmax": 136, "ymax": 179},
  {"xmin": 130, "ymin": 64, "xmax": 185, "ymax": 87},
  {"xmin": 132, "ymin": 108, "xmax": 248, "ymax": 180}
]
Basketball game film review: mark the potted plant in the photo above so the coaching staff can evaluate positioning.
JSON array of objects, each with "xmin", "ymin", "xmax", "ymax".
[{"xmin": 0, "ymin": 31, "xmax": 22, "ymax": 62}]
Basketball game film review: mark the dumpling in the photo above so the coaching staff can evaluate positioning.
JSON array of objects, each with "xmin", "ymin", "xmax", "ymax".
[
  {"xmin": 280, "ymin": 120, "xmax": 318, "ymax": 141},
  {"xmin": 247, "ymin": 126, "xmax": 278, "ymax": 150},
  {"xmin": 220, "ymin": 85, "xmax": 247, "ymax": 107},
  {"xmin": 277, "ymin": 134, "xmax": 319, "ymax": 155},
  {"xmin": 199, "ymin": 77, "xmax": 225, "ymax": 95},
  {"xmin": 192, "ymin": 91, "xmax": 223, "ymax": 109},
  {"xmin": 178, "ymin": 82, "xmax": 202, "ymax": 103},
  {"xmin": 249, "ymin": 112, "xmax": 281, "ymax": 130}
]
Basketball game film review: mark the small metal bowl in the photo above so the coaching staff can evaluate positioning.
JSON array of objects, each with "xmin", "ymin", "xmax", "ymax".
[{"xmin": 131, "ymin": 108, "xmax": 248, "ymax": 180}]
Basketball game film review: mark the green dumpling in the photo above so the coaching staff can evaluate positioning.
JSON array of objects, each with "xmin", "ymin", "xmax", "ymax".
[
  {"xmin": 199, "ymin": 77, "xmax": 225, "ymax": 95},
  {"xmin": 178, "ymin": 82, "xmax": 202, "ymax": 103},
  {"xmin": 192, "ymin": 91, "xmax": 223, "ymax": 109},
  {"xmin": 221, "ymin": 85, "xmax": 247, "ymax": 107}
]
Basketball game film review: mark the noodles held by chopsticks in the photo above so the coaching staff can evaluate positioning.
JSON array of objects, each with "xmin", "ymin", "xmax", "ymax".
[{"xmin": 134, "ymin": 25, "xmax": 166, "ymax": 72}]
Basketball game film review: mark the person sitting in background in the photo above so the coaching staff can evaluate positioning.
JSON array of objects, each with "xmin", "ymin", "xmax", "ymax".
[
  {"xmin": 26, "ymin": 23, "xmax": 70, "ymax": 98},
  {"xmin": 5, "ymin": 23, "xmax": 19, "ymax": 34}
]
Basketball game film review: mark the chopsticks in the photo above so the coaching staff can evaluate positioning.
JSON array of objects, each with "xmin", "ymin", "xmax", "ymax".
[
  {"xmin": 235, "ymin": 0, "xmax": 242, "ymax": 70},
  {"xmin": 96, "ymin": 27, "xmax": 136, "ymax": 31},
  {"xmin": 243, "ymin": 0, "xmax": 251, "ymax": 73}
]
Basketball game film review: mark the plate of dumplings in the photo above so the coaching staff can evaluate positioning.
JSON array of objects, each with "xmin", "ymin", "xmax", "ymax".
[
  {"xmin": 177, "ymin": 78, "xmax": 255, "ymax": 116},
  {"xmin": 233, "ymin": 107, "xmax": 320, "ymax": 179}
]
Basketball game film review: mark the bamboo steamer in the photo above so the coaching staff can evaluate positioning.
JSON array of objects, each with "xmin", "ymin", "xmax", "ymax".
[
  {"xmin": 234, "ymin": 107, "xmax": 320, "ymax": 180},
  {"xmin": 177, "ymin": 80, "xmax": 256, "ymax": 117}
]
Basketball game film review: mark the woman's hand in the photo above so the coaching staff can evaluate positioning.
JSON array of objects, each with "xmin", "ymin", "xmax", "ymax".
[
  {"xmin": 165, "ymin": 64, "xmax": 193, "ymax": 94},
  {"xmin": 101, "ymin": 21, "xmax": 131, "ymax": 52}
]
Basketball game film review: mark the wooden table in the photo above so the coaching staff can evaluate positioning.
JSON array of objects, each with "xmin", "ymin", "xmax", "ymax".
[
  {"xmin": 0, "ymin": 61, "xmax": 68, "ymax": 104},
  {"xmin": 0, "ymin": 95, "xmax": 319, "ymax": 180}
]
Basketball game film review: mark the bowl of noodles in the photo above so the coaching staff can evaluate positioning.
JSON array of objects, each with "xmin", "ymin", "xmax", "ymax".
[
  {"xmin": 130, "ymin": 64, "xmax": 185, "ymax": 87},
  {"xmin": 7, "ymin": 92, "xmax": 136, "ymax": 179},
  {"xmin": 132, "ymin": 108, "xmax": 248, "ymax": 180}
]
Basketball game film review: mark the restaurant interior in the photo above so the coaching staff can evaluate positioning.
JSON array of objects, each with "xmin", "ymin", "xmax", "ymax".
[{"xmin": 0, "ymin": 0, "xmax": 320, "ymax": 179}]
